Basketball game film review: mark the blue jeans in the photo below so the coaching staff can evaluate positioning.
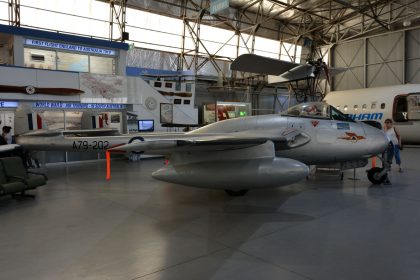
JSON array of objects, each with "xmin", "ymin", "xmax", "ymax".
[{"xmin": 386, "ymin": 143, "xmax": 401, "ymax": 165}]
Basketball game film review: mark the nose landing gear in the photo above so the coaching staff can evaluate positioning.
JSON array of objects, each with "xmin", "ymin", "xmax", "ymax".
[
  {"xmin": 367, "ymin": 155, "xmax": 390, "ymax": 184},
  {"xmin": 367, "ymin": 167, "xmax": 388, "ymax": 184}
]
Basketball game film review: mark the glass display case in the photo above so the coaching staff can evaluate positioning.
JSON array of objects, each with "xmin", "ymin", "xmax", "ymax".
[{"xmin": 203, "ymin": 101, "xmax": 251, "ymax": 124}]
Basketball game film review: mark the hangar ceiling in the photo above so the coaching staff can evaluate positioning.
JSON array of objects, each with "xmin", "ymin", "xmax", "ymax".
[{"xmin": 125, "ymin": 0, "xmax": 420, "ymax": 45}]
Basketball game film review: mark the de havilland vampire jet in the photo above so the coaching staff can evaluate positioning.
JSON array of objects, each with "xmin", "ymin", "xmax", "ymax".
[{"xmin": 16, "ymin": 102, "xmax": 389, "ymax": 195}]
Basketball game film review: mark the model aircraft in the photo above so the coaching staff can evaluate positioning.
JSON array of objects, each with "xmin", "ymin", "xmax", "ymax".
[
  {"xmin": 324, "ymin": 84, "xmax": 420, "ymax": 144},
  {"xmin": 16, "ymin": 102, "xmax": 389, "ymax": 195},
  {"xmin": 231, "ymin": 54, "xmax": 346, "ymax": 101}
]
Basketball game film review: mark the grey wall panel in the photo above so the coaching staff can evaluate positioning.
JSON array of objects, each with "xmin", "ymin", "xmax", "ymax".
[
  {"xmin": 367, "ymin": 61, "xmax": 403, "ymax": 87},
  {"xmin": 406, "ymin": 29, "xmax": 420, "ymax": 59},
  {"xmin": 367, "ymin": 32, "xmax": 403, "ymax": 65},
  {"xmin": 333, "ymin": 39, "xmax": 364, "ymax": 67},
  {"xmin": 332, "ymin": 39, "xmax": 364, "ymax": 90},
  {"xmin": 333, "ymin": 67, "xmax": 364, "ymax": 90},
  {"xmin": 406, "ymin": 29, "xmax": 420, "ymax": 84},
  {"xmin": 407, "ymin": 59, "xmax": 420, "ymax": 83},
  {"xmin": 331, "ymin": 28, "xmax": 420, "ymax": 91}
]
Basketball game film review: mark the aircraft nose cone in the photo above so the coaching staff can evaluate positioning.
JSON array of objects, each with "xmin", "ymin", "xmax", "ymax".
[{"xmin": 361, "ymin": 123, "xmax": 388, "ymax": 155}]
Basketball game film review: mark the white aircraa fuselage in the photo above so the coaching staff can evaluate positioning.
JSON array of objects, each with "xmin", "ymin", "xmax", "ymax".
[{"xmin": 325, "ymin": 84, "xmax": 420, "ymax": 144}]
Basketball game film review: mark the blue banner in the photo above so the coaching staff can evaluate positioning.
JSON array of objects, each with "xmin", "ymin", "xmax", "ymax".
[
  {"xmin": 0, "ymin": 101, "xmax": 18, "ymax": 108},
  {"xmin": 33, "ymin": 102, "xmax": 126, "ymax": 110},
  {"xmin": 25, "ymin": 39, "xmax": 116, "ymax": 56}
]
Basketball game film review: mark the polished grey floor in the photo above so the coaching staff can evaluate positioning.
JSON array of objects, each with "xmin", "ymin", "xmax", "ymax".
[{"xmin": 1, "ymin": 148, "xmax": 420, "ymax": 280}]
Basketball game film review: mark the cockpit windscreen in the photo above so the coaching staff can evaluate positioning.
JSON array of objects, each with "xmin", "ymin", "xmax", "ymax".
[{"xmin": 282, "ymin": 102, "xmax": 355, "ymax": 122}]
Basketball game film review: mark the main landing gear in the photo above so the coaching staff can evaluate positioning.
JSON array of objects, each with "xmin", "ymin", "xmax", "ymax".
[{"xmin": 366, "ymin": 155, "xmax": 390, "ymax": 185}]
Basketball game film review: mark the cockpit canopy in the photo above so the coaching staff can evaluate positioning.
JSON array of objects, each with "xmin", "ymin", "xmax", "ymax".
[{"xmin": 282, "ymin": 102, "xmax": 354, "ymax": 122}]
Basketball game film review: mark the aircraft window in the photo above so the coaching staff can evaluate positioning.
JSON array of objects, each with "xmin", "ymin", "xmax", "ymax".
[
  {"xmin": 154, "ymin": 81, "xmax": 162, "ymax": 88},
  {"xmin": 381, "ymin": 103, "xmax": 386, "ymax": 109},
  {"xmin": 165, "ymin": 82, "xmax": 172, "ymax": 88},
  {"xmin": 362, "ymin": 104, "xmax": 367, "ymax": 110},
  {"xmin": 371, "ymin": 102, "xmax": 377, "ymax": 109},
  {"xmin": 283, "ymin": 102, "xmax": 330, "ymax": 119},
  {"xmin": 330, "ymin": 106, "xmax": 355, "ymax": 122},
  {"xmin": 354, "ymin": 105, "xmax": 358, "ymax": 111},
  {"xmin": 343, "ymin": 105, "xmax": 348, "ymax": 111}
]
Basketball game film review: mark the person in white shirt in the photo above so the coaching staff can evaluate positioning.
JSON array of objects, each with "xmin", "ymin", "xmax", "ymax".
[{"xmin": 384, "ymin": 119, "xmax": 402, "ymax": 172}]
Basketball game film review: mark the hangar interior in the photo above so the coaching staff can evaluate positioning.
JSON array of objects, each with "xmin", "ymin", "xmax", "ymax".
[{"xmin": 1, "ymin": 1, "xmax": 420, "ymax": 279}]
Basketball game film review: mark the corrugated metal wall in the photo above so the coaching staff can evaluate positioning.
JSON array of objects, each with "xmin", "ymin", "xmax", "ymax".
[
  {"xmin": 332, "ymin": 27, "xmax": 420, "ymax": 90},
  {"xmin": 127, "ymin": 47, "xmax": 232, "ymax": 76}
]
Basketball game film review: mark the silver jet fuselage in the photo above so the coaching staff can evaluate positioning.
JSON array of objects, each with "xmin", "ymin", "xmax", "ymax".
[
  {"xmin": 187, "ymin": 114, "xmax": 388, "ymax": 165},
  {"xmin": 16, "ymin": 103, "xmax": 389, "ymax": 191},
  {"xmin": 16, "ymin": 115, "xmax": 387, "ymax": 163}
]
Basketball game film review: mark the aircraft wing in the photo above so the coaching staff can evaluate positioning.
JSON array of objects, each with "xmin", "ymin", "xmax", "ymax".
[
  {"xmin": 268, "ymin": 65, "xmax": 348, "ymax": 84},
  {"xmin": 268, "ymin": 64, "xmax": 315, "ymax": 84},
  {"xmin": 231, "ymin": 54, "xmax": 299, "ymax": 75},
  {"xmin": 108, "ymin": 128, "xmax": 310, "ymax": 153}
]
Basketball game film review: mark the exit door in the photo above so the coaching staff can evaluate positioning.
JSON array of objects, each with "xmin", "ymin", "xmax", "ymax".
[
  {"xmin": 407, "ymin": 94, "xmax": 420, "ymax": 121},
  {"xmin": 393, "ymin": 95, "xmax": 408, "ymax": 122},
  {"xmin": 393, "ymin": 94, "xmax": 420, "ymax": 122}
]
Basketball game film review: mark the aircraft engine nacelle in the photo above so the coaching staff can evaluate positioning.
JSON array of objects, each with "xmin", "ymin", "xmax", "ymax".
[{"xmin": 152, "ymin": 157, "xmax": 309, "ymax": 191}]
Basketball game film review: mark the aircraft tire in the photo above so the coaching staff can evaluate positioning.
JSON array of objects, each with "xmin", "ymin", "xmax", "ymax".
[
  {"xmin": 367, "ymin": 167, "xmax": 387, "ymax": 184},
  {"xmin": 225, "ymin": 189, "xmax": 249, "ymax": 196}
]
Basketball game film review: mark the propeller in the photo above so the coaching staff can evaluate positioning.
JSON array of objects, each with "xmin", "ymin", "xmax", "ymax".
[{"xmin": 0, "ymin": 85, "xmax": 84, "ymax": 95}]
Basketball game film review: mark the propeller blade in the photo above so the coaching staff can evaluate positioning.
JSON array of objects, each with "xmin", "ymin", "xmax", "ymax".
[
  {"xmin": 318, "ymin": 67, "xmax": 346, "ymax": 79},
  {"xmin": 0, "ymin": 85, "xmax": 84, "ymax": 95}
]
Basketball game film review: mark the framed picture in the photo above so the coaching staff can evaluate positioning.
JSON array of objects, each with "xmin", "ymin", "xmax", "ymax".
[
  {"xmin": 111, "ymin": 113, "xmax": 121, "ymax": 123},
  {"xmin": 160, "ymin": 103, "xmax": 173, "ymax": 123}
]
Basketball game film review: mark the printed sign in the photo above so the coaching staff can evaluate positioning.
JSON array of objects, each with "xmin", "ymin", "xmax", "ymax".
[
  {"xmin": 25, "ymin": 39, "xmax": 116, "ymax": 56},
  {"xmin": 337, "ymin": 122, "xmax": 350, "ymax": 130},
  {"xmin": 0, "ymin": 101, "xmax": 18, "ymax": 108},
  {"xmin": 347, "ymin": 113, "xmax": 383, "ymax": 121},
  {"xmin": 33, "ymin": 102, "xmax": 126, "ymax": 109}
]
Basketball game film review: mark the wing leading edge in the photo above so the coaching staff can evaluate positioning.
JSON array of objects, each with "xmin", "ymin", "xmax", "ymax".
[{"xmin": 108, "ymin": 128, "xmax": 310, "ymax": 154}]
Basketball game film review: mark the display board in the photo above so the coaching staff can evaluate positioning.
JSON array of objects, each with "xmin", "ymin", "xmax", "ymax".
[{"xmin": 160, "ymin": 103, "xmax": 173, "ymax": 123}]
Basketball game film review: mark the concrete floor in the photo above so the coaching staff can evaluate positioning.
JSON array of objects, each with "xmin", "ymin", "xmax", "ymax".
[{"xmin": 1, "ymin": 148, "xmax": 420, "ymax": 280}]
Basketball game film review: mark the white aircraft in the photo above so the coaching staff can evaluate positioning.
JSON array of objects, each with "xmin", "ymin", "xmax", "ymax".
[
  {"xmin": 17, "ymin": 102, "xmax": 389, "ymax": 195},
  {"xmin": 324, "ymin": 84, "xmax": 420, "ymax": 144}
]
